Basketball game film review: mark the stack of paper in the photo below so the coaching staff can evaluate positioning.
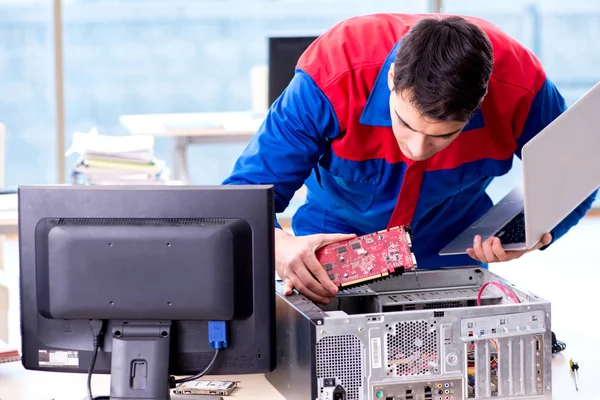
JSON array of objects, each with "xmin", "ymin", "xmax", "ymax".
[
  {"xmin": 67, "ymin": 128, "xmax": 171, "ymax": 185},
  {"xmin": 0, "ymin": 340, "xmax": 20, "ymax": 364}
]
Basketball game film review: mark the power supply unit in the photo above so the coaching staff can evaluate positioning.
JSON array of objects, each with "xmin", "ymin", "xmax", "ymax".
[{"xmin": 266, "ymin": 267, "xmax": 552, "ymax": 400}]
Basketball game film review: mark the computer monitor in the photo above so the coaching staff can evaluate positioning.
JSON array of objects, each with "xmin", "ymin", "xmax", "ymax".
[
  {"xmin": 18, "ymin": 184, "xmax": 275, "ymax": 400},
  {"xmin": 267, "ymin": 34, "xmax": 319, "ymax": 107}
]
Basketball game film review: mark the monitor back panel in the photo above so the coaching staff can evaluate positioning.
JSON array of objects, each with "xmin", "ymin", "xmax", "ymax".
[{"xmin": 18, "ymin": 185, "xmax": 276, "ymax": 376}]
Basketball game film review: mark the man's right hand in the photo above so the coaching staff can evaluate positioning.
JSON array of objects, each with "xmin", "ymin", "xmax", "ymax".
[{"xmin": 275, "ymin": 228, "xmax": 356, "ymax": 304}]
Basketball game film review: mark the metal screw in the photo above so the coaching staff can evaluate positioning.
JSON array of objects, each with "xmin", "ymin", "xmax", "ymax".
[
  {"xmin": 546, "ymin": 313, "xmax": 551, "ymax": 317},
  {"xmin": 547, "ymin": 386, "xmax": 551, "ymax": 390},
  {"xmin": 320, "ymin": 330, "xmax": 327, "ymax": 335},
  {"xmin": 359, "ymin": 327, "xmax": 364, "ymax": 332},
  {"xmin": 317, "ymin": 320, "xmax": 322, "ymax": 325}
]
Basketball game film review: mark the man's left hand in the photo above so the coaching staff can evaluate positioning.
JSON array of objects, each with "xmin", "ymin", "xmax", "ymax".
[{"xmin": 467, "ymin": 233, "xmax": 552, "ymax": 263}]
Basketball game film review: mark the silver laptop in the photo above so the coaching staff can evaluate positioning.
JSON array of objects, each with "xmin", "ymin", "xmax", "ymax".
[{"xmin": 440, "ymin": 81, "xmax": 600, "ymax": 255}]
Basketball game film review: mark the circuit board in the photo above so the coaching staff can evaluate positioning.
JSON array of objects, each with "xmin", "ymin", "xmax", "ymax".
[{"xmin": 316, "ymin": 226, "xmax": 417, "ymax": 288}]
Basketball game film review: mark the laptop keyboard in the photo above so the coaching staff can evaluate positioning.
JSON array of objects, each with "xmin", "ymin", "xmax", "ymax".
[{"xmin": 495, "ymin": 211, "xmax": 526, "ymax": 245}]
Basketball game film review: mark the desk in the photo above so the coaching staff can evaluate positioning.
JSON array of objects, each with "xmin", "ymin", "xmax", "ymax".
[
  {"xmin": 0, "ymin": 193, "xmax": 17, "ymax": 236},
  {"xmin": 119, "ymin": 111, "xmax": 266, "ymax": 184},
  {"xmin": 1, "ymin": 219, "xmax": 597, "ymax": 399},
  {"xmin": 0, "ymin": 347, "xmax": 588, "ymax": 399},
  {"xmin": 0, "ymin": 193, "xmax": 17, "ymax": 343},
  {"xmin": 0, "ymin": 209, "xmax": 18, "ymax": 236},
  {"xmin": 0, "ymin": 361, "xmax": 285, "ymax": 400}
]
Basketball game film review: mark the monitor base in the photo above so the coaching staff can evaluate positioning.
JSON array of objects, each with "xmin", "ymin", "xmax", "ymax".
[{"xmin": 108, "ymin": 321, "xmax": 172, "ymax": 400}]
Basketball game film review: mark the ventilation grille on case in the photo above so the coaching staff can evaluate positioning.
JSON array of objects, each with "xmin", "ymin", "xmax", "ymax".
[
  {"xmin": 386, "ymin": 320, "xmax": 438, "ymax": 377},
  {"xmin": 57, "ymin": 218, "xmax": 228, "ymax": 226},
  {"xmin": 424, "ymin": 301, "xmax": 462, "ymax": 309},
  {"xmin": 316, "ymin": 335, "xmax": 363, "ymax": 400}
]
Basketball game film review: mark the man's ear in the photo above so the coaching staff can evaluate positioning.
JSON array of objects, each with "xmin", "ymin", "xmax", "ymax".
[{"xmin": 387, "ymin": 63, "xmax": 394, "ymax": 91}]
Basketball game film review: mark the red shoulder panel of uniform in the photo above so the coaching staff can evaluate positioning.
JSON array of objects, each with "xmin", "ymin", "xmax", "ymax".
[
  {"xmin": 296, "ymin": 14, "xmax": 421, "ymax": 132},
  {"xmin": 297, "ymin": 14, "xmax": 420, "ymax": 86},
  {"xmin": 464, "ymin": 15, "xmax": 547, "ymax": 96}
]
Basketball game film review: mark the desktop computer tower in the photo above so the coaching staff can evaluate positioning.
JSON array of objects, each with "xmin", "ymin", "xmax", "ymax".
[{"xmin": 266, "ymin": 267, "xmax": 552, "ymax": 400}]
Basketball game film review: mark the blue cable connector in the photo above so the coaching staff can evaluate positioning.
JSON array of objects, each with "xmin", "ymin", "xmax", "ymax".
[{"xmin": 208, "ymin": 320, "xmax": 228, "ymax": 349}]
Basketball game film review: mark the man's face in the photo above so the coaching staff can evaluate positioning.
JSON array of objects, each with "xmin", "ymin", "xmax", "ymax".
[{"xmin": 387, "ymin": 68, "xmax": 467, "ymax": 161}]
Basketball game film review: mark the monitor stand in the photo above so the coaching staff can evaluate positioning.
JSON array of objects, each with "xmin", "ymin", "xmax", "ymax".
[{"xmin": 88, "ymin": 321, "xmax": 172, "ymax": 400}]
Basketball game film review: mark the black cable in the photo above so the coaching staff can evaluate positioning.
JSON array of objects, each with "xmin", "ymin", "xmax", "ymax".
[
  {"xmin": 87, "ymin": 320, "xmax": 105, "ymax": 400},
  {"xmin": 552, "ymin": 331, "xmax": 567, "ymax": 354},
  {"xmin": 169, "ymin": 321, "xmax": 226, "ymax": 389},
  {"xmin": 87, "ymin": 343, "xmax": 99, "ymax": 400},
  {"xmin": 172, "ymin": 348, "xmax": 220, "ymax": 385}
]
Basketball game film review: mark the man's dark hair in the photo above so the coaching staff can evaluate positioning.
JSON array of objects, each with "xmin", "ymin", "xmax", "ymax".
[{"xmin": 393, "ymin": 16, "xmax": 494, "ymax": 122}]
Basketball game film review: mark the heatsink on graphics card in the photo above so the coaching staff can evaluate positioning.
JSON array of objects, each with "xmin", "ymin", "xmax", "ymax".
[{"xmin": 316, "ymin": 226, "xmax": 417, "ymax": 289}]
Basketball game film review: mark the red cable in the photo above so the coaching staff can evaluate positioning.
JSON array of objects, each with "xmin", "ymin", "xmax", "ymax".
[{"xmin": 477, "ymin": 281, "xmax": 520, "ymax": 306}]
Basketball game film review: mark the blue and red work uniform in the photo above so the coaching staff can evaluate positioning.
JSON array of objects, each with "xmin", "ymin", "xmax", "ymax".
[{"xmin": 223, "ymin": 14, "xmax": 597, "ymax": 269}]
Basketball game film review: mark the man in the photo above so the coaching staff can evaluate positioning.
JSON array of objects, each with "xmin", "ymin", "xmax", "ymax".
[{"xmin": 223, "ymin": 14, "xmax": 597, "ymax": 304}]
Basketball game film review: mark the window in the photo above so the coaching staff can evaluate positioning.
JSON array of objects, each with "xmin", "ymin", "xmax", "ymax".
[
  {"xmin": 3, "ymin": 1, "xmax": 598, "ymax": 208},
  {"xmin": 61, "ymin": 0, "xmax": 429, "ymax": 181},
  {"xmin": 60, "ymin": 0, "xmax": 429, "ymax": 218},
  {"xmin": 442, "ymin": 0, "xmax": 600, "ymax": 204},
  {"xmin": 0, "ymin": 1, "xmax": 56, "ymax": 186}
]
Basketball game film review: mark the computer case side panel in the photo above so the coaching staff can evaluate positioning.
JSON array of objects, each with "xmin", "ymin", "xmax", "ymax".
[{"xmin": 266, "ymin": 291, "xmax": 323, "ymax": 400}]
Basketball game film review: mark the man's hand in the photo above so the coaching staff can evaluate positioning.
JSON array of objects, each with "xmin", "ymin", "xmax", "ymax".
[
  {"xmin": 275, "ymin": 228, "xmax": 356, "ymax": 304},
  {"xmin": 466, "ymin": 233, "xmax": 552, "ymax": 263}
]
